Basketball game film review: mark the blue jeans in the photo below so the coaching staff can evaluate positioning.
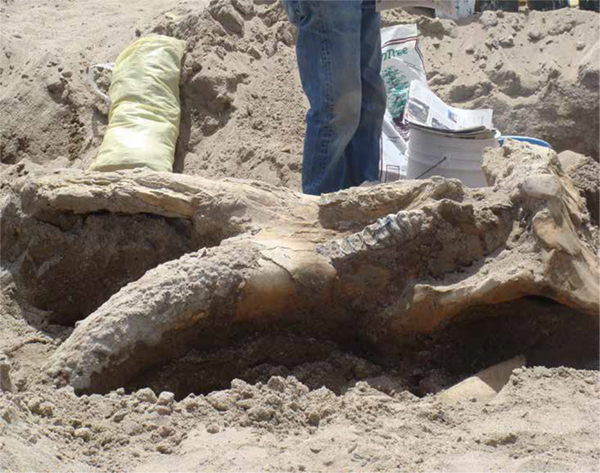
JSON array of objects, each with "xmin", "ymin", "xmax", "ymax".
[{"xmin": 283, "ymin": 0, "xmax": 387, "ymax": 195}]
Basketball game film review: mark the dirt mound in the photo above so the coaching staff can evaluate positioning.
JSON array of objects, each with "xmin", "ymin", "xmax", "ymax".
[
  {"xmin": 0, "ymin": 0, "xmax": 199, "ymax": 167},
  {"xmin": 1, "ymin": 0, "xmax": 306, "ymax": 188},
  {"xmin": 1, "ymin": 362, "xmax": 598, "ymax": 472},
  {"xmin": 419, "ymin": 9, "xmax": 600, "ymax": 158},
  {"xmin": 2, "ymin": 2, "xmax": 598, "ymax": 189}
]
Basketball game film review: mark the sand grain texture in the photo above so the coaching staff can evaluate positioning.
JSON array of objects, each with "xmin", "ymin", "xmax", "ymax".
[{"xmin": 1, "ymin": 1, "xmax": 599, "ymax": 472}]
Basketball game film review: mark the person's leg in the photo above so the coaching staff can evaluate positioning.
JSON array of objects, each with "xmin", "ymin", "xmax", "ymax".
[
  {"xmin": 343, "ymin": 0, "xmax": 386, "ymax": 188},
  {"xmin": 283, "ymin": 0, "xmax": 363, "ymax": 195}
]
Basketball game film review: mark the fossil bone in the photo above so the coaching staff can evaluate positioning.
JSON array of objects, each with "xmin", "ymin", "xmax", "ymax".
[{"xmin": 0, "ymin": 140, "xmax": 596, "ymax": 392}]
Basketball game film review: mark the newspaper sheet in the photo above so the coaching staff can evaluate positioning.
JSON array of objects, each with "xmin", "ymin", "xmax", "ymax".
[
  {"xmin": 380, "ymin": 109, "xmax": 409, "ymax": 183},
  {"xmin": 405, "ymin": 81, "xmax": 494, "ymax": 133}
]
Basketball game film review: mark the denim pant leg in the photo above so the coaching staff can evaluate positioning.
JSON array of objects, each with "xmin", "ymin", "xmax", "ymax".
[
  {"xmin": 343, "ymin": 2, "xmax": 386, "ymax": 188},
  {"xmin": 284, "ymin": 0, "xmax": 364, "ymax": 196}
]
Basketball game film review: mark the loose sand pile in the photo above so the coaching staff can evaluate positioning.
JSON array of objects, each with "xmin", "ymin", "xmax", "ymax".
[
  {"xmin": 1, "ymin": 0, "xmax": 598, "ymax": 184},
  {"xmin": 2, "ymin": 367, "xmax": 598, "ymax": 472},
  {"xmin": 0, "ymin": 0, "xmax": 599, "ymax": 472}
]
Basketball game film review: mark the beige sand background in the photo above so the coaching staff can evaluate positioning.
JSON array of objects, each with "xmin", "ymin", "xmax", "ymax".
[{"xmin": 1, "ymin": 0, "xmax": 599, "ymax": 472}]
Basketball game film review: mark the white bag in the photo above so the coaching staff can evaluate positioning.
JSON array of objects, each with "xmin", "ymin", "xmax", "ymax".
[
  {"xmin": 376, "ymin": 0, "xmax": 457, "ymax": 18},
  {"xmin": 379, "ymin": 24, "xmax": 427, "ymax": 183}
]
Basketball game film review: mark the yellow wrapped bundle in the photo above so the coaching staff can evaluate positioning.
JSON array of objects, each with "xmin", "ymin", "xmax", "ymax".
[{"xmin": 90, "ymin": 35, "xmax": 186, "ymax": 173}]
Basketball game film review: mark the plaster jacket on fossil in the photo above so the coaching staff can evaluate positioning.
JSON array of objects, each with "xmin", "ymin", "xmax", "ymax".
[{"xmin": 0, "ymin": 140, "xmax": 597, "ymax": 392}]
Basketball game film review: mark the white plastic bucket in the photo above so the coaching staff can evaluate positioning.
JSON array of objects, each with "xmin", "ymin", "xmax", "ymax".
[{"xmin": 407, "ymin": 127, "xmax": 500, "ymax": 188}]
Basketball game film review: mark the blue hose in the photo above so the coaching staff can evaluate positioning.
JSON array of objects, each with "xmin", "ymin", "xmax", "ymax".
[{"xmin": 498, "ymin": 136, "xmax": 552, "ymax": 149}]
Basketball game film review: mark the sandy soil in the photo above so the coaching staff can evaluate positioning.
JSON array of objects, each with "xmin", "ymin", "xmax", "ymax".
[{"xmin": 1, "ymin": 0, "xmax": 599, "ymax": 472}]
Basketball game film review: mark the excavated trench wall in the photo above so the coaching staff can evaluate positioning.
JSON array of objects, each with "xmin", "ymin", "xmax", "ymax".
[
  {"xmin": 1, "ymin": 3, "xmax": 598, "ymax": 184},
  {"xmin": 126, "ymin": 300, "xmax": 599, "ymax": 400}
]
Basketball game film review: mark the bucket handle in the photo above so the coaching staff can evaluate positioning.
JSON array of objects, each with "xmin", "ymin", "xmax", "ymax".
[
  {"xmin": 415, "ymin": 156, "xmax": 447, "ymax": 180},
  {"xmin": 88, "ymin": 63, "xmax": 115, "ymax": 106}
]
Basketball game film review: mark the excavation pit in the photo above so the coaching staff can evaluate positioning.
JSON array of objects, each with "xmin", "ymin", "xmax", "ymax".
[
  {"xmin": 123, "ymin": 297, "xmax": 599, "ymax": 401},
  {"xmin": 5, "ymin": 139, "xmax": 596, "ymax": 396},
  {"xmin": 1, "ymin": 3, "xmax": 599, "ymax": 471}
]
